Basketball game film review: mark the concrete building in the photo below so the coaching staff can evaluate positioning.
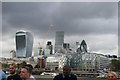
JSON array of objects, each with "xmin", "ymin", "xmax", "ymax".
[
  {"xmin": 46, "ymin": 56, "xmax": 61, "ymax": 70},
  {"xmin": 97, "ymin": 54, "xmax": 109, "ymax": 70},
  {"xmin": 55, "ymin": 31, "xmax": 64, "ymax": 53},
  {"xmin": 46, "ymin": 41, "xmax": 53, "ymax": 55},
  {"xmin": 63, "ymin": 43, "xmax": 70, "ymax": 50},
  {"xmin": 10, "ymin": 50, "xmax": 16, "ymax": 58},
  {"xmin": 68, "ymin": 52, "xmax": 109, "ymax": 71},
  {"xmin": 15, "ymin": 30, "xmax": 33, "ymax": 58},
  {"xmin": 44, "ymin": 49, "xmax": 51, "ymax": 56},
  {"xmin": 105, "ymin": 55, "xmax": 118, "ymax": 60},
  {"xmin": 81, "ymin": 53, "xmax": 98, "ymax": 71},
  {"xmin": 45, "ymin": 52, "xmax": 110, "ymax": 71}
]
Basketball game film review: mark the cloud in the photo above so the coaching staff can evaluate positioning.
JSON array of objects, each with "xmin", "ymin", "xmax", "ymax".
[{"xmin": 2, "ymin": 2, "xmax": 118, "ymax": 57}]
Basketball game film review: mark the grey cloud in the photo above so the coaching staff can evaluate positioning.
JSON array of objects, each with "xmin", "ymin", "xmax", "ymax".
[
  {"xmin": 2, "ymin": 2, "xmax": 118, "ymax": 57},
  {"xmin": 2, "ymin": 2, "xmax": 117, "ymax": 37}
]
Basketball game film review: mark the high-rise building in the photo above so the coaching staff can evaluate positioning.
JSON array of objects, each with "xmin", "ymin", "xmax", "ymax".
[
  {"xmin": 55, "ymin": 31, "xmax": 64, "ymax": 53},
  {"xmin": 77, "ymin": 40, "xmax": 87, "ymax": 53},
  {"xmin": 46, "ymin": 41, "xmax": 53, "ymax": 55},
  {"xmin": 80, "ymin": 40, "xmax": 87, "ymax": 53},
  {"xmin": 63, "ymin": 43, "xmax": 70, "ymax": 50},
  {"xmin": 15, "ymin": 30, "xmax": 33, "ymax": 58}
]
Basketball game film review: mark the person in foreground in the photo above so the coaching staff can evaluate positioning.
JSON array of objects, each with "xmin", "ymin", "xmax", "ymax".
[
  {"xmin": 107, "ymin": 72, "xmax": 118, "ymax": 80},
  {"xmin": 53, "ymin": 65, "xmax": 77, "ymax": 80},
  {"xmin": 0, "ymin": 62, "xmax": 6, "ymax": 80},
  {"xmin": 20, "ymin": 64, "xmax": 35, "ymax": 80},
  {"xmin": 7, "ymin": 63, "xmax": 22, "ymax": 80}
]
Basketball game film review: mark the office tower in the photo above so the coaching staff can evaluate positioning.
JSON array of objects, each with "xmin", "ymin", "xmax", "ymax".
[
  {"xmin": 46, "ymin": 41, "xmax": 53, "ymax": 55},
  {"xmin": 76, "ymin": 42, "xmax": 79, "ymax": 52},
  {"xmin": 55, "ymin": 31, "xmax": 64, "ymax": 53},
  {"xmin": 63, "ymin": 43, "xmax": 70, "ymax": 50},
  {"xmin": 15, "ymin": 30, "xmax": 33, "ymax": 58},
  {"xmin": 79, "ymin": 40, "xmax": 87, "ymax": 53}
]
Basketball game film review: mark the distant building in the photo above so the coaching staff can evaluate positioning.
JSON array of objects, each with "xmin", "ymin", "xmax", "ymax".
[
  {"xmin": 77, "ymin": 40, "xmax": 88, "ymax": 53},
  {"xmin": 46, "ymin": 41, "xmax": 53, "ymax": 55},
  {"xmin": 46, "ymin": 56, "xmax": 61, "ymax": 70},
  {"xmin": 15, "ymin": 30, "xmax": 33, "ymax": 58},
  {"xmin": 10, "ymin": 50, "xmax": 16, "ymax": 58},
  {"xmin": 59, "ymin": 54, "xmax": 72, "ymax": 70},
  {"xmin": 105, "ymin": 55, "xmax": 118, "ymax": 60},
  {"xmin": 76, "ymin": 42, "xmax": 79, "ymax": 52},
  {"xmin": 55, "ymin": 31, "xmax": 64, "ymax": 53},
  {"xmin": 70, "ymin": 53, "xmax": 109, "ymax": 71},
  {"xmin": 37, "ymin": 57, "xmax": 46, "ymax": 68},
  {"xmin": 63, "ymin": 43, "xmax": 70, "ymax": 50},
  {"xmin": 97, "ymin": 54, "xmax": 109, "ymax": 70},
  {"xmin": 118, "ymin": 57, "xmax": 120, "ymax": 61},
  {"xmin": 44, "ymin": 49, "xmax": 50, "ymax": 56}
]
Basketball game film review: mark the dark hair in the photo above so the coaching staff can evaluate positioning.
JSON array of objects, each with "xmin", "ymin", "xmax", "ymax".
[
  {"xmin": 63, "ymin": 65, "xmax": 71, "ymax": 70},
  {"xmin": 22, "ymin": 64, "xmax": 33, "ymax": 74},
  {"xmin": 10, "ymin": 63, "xmax": 17, "ymax": 68}
]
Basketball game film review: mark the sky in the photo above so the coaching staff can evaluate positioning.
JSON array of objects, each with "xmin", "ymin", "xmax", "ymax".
[{"xmin": 1, "ymin": 1, "xmax": 119, "ymax": 58}]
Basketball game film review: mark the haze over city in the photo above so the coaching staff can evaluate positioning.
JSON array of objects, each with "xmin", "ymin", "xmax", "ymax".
[{"xmin": 1, "ymin": 1, "xmax": 118, "ymax": 58}]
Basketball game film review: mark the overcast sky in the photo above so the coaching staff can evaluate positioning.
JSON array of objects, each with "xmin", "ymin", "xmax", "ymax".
[{"xmin": 1, "ymin": 2, "xmax": 118, "ymax": 58}]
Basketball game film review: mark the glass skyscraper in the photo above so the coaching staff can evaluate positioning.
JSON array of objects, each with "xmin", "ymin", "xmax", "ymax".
[
  {"xmin": 55, "ymin": 31, "xmax": 64, "ymax": 53},
  {"xmin": 77, "ymin": 40, "xmax": 87, "ymax": 53},
  {"xmin": 80, "ymin": 40, "xmax": 87, "ymax": 53},
  {"xmin": 15, "ymin": 30, "xmax": 33, "ymax": 58}
]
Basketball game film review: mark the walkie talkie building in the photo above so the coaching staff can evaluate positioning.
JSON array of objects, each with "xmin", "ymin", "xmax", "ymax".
[{"xmin": 15, "ymin": 30, "xmax": 33, "ymax": 58}]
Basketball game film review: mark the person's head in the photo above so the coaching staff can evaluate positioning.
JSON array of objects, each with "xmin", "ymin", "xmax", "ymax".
[
  {"xmin": 107, "ymin": 72, "xmax": 117, "ymax": 80},
  {"xmin": 9, "ymin": 63, "xmax": 17, "ymax": 74},
  {"xmin": 20, "ymin": 64, "xmax": 33, "ymax": 79},
  {"xmin": 63, "ymin": 65, "xmax": 71, "ymax": 76}
]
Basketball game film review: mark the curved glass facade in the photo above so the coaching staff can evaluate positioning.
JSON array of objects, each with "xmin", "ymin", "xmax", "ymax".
[{"xmin": 15, "ymin": 30, "xmax": 33, "ymax": 58}]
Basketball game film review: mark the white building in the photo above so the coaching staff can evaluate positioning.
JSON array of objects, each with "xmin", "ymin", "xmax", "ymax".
[
  {"xmin": 97, "ymin": 54, "xmax": 110, "ymax": 70},
  {"xmin": 44, "ymin": 49, "xmax": 51, "ymax": 56},
  {"xmin": 45, "ymin": 52, "xmax": 110, "ymax": 71},
  {"xmin": 46, "ymin": 56, "xmax": 61, "ymax": 70},
  {"xmin": 81, "ymin": 53, "xmax": 98, "ymax": 71}
]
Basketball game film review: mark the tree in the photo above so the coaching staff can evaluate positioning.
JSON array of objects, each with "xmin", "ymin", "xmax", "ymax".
[
  {"xmin": 2, "ymin": 63, "xmax": 9, "ymax": 69},
  {"xmin": 17, "ymin": 61, "xmax": 27, "ymax": 69},
  {"xmin": 34, "ymin": 64, "xmax": 40, "ymax": 68},
  {"xmin": 21, "ymin": 61, "xmax": 27, "ymax": 66},
  {"xmin": 111, "ymin": 59, "xmax": 120, "ymax": 71}
]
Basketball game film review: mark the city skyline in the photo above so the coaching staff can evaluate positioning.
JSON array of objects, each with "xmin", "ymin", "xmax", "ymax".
[{"xmin": 1, "ymin": 2, "xmax": 118, "ymax": 58}]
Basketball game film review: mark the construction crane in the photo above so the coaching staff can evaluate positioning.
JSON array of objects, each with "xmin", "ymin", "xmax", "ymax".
[{"xmin": 38, "ymin": 24, "xmax": 54, "ymax": 68}]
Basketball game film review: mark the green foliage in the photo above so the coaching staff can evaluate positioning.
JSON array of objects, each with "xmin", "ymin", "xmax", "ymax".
[
  {"xmin": 17, "ymin": 61, "xmax": 27, "ymax": 69},
  {"xmin": 34, "ymin": 64, "xmax": 40, "ymax": 68},
  {"xmin": 111, "ymin": 59, "xmax": 120, "ymax": 71},
  {"xmin": 2, "ymin": 63, "xmax": 9, "ymax": 68}
]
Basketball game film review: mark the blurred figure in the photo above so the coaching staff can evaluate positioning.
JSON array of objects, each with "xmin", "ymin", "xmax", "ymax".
[
  {"xmin": 20, "ymin": 64, "xmax": 35, "ymax": 80},
  {"xmin": 7, "ymin": 63, "xmax": 22, "ymax": 80},
  {"xmin": 53, "ymin": 65, "xmax": 77, "ymax": 80},
  {"xmin": 107, "ymin": 72, "xmax": 117, "ymax": 80},
  {"xmin": 0, "ymin": 62, "xmax": 6, "ymax": 80}
]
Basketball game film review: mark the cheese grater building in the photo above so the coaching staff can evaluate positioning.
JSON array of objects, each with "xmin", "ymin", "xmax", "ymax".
[{"xmin": 15, "ymin": 30, "xmax": 33, "ymax": 58}]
